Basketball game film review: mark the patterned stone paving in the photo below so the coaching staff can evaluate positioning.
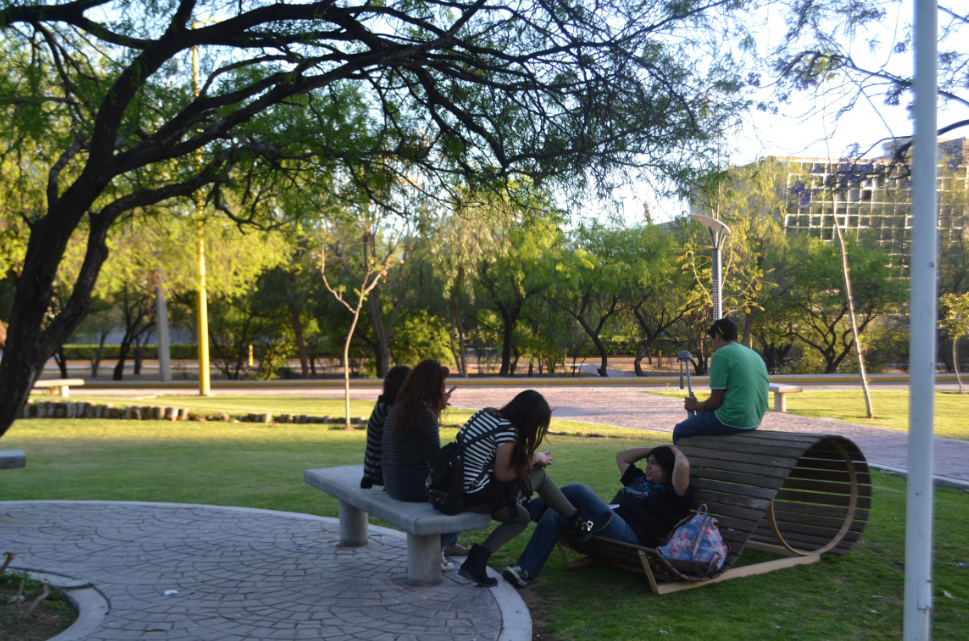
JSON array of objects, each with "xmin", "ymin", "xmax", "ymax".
[{"xmin": 1, "ymin": 502, "xmax": 508, "ymax": 641}]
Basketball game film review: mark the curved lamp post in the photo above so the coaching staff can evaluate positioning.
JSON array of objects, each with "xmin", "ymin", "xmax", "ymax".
[{"xmin": 689, "ymin": 213, "xmax": 731, "ymax": 321}]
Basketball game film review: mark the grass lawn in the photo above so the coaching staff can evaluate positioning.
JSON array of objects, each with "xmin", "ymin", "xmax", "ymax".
[
  {"xmin": 2, "ymin": 398, "xmax": 967, "ymax": 640},
  {"xmin": 646, "ymin": 389, "xmax": 969, "ymax": 441}
]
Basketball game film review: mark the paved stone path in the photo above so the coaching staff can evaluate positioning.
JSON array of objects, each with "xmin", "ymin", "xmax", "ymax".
[{"xmin": 2, "ymin": 501, "xmax": 524, "ymax": 641}]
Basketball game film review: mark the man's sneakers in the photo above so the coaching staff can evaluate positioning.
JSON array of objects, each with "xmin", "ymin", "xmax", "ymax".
[
  {"xmin": 565, "ymin": 506, "xmax": 613, "ymax": 543},
  {"xmin": 442, "ymin": 551, "xmax": 455, "ymax": 572},
  {"xmin": 501, "ymin": 566, "xmax": 531, "ymax": 588}
]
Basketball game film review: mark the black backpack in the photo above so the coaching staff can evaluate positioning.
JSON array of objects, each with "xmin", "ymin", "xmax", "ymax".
[{"xmin": 427, "ymin": 426, "xmax": 504, "ymax": 515}]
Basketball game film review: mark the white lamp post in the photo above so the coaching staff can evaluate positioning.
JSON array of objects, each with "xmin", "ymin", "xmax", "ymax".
[{"xmin": 689, "ymin": 213, "xmax": 732, "ymax": 320}]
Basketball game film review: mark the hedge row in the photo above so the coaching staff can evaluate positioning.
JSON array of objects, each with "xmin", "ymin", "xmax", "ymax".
[{"xmin": 60, "ymin": 344, "xmax": 199, "ymax": 360}]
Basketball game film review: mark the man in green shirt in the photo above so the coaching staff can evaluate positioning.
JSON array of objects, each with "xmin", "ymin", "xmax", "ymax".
[{"xmin": 673, "ymin": 318, "xmax": 769, "ymax": 444}]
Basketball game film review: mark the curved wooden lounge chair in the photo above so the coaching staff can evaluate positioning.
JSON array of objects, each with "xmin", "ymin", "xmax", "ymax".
[{"xmin": 556, "ymin": 431, "xmax": 872, "ymax": 594}]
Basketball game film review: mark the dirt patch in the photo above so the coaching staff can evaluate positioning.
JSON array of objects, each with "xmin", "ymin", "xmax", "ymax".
[{"xmin": 0, "ymin": 572, "xmax": 77, "ymax": 641}]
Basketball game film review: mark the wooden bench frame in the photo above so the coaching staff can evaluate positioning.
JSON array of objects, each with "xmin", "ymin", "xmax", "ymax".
[
  {"xmin": 768, "ymin": 383, "xmax": 803, "ymax": 413},
  {"xmin": 556, "ymin": 431, "xmax": 870, "ymax": 594},
  {"xmin": 304, "ymin": 464, "xmax": 493, "ymax": 586},
  {"xmin": 32, "ymin": 378, "xmax": 85, "ymax": 398}
]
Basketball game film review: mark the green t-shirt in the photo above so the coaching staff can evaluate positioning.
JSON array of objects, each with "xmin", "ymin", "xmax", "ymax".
[{"xmin": 709, "ymin": 342, "xmax": 769, "ymax": 429}]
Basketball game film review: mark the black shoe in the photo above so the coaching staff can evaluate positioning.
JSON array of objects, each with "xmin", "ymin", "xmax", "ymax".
[
  {"xmin": 502, "ymin": 566, "xmax": 531, "ymax": 588},
  {"xmin": 458, "ymin": 544, "xmax": 498, "ymax": 587},
  {"xmin": 566, "ymin": 507, "xmax": 613, "ymax": 543}
]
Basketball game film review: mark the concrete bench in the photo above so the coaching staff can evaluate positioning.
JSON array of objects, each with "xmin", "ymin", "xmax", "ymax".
[
  {"xmin": 32, "ymin": 378, "xmax": 85, "ymax": 398},
  {"xmin": 0, "ymin": 450, "xmax": 26, "ymax": 470},
  {"xmin": 768, "ymin": 383, "xmax": 803, "ymax": 413},
  {"xmin": 304, "ymin": 464, "xmax": 492, "ymax": 586}
]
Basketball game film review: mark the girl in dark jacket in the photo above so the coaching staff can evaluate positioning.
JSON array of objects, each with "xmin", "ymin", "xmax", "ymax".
[{"xmin": 360, "ymin": 365, "xmax": 411, "ymax": 490}]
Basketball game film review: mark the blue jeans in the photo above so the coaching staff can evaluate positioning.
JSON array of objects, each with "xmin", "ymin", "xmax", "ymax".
[
  {"xmin": 515, "ymin": 483, "xmax": 639, "ymax": 579},
  {"xmin": 441, "ymin": 532, "xmax": 459, "ymax": 550},
  {"xmin": 672, "ymin": 410, "xmax": 751, "ymax": 443}
]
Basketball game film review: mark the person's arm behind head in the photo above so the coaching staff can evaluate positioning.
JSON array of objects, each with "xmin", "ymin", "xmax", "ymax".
[{"xmin": 670, "ymin": 445, "xmax": 691, "ymax": 496}]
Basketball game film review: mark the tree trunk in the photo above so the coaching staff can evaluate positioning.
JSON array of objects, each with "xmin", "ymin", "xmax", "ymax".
[
  {"xmin": 113, "ymin": 337, "xmax": 133, "ymax": 381},
  {"xmin": 450, "ymin": 269, "xmax": 468, "ymax": 377},
  {"xmin": 955, "ymin": 336, "xmax": 964, "ymax": 394},
  {"xmin": 498, "ymin": 307, "xmax": 520, "ymax": 376},
  {"xmin": 368, "ymin": 288, "xmax": 390, "ymax": 378},
  {"xmin": 54, "ymin": 346, "xmax": 69, "ymax": 378},
  {"xmin": 90, "ymin": 332, "xmax": 107, "ymax": 378},
  {"xmin": 290, "ymin": 306, "xmax": 310, "ymax": 379},
  {"xmin": 133, "ymin": 339, "xmax": 144, "ymax": 375},
  {"xmin": 742, "ymin": 308, "xmax": 760, "ymax": 348},
  {"xmin": 833, "ymin": 206, "xmax": 874, "ymax": 418}
]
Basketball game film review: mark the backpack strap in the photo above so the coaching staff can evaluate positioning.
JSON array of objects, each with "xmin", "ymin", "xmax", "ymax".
[{"xmin": 456, "ymin": 424, "xmax": 509, "ymax": 450}]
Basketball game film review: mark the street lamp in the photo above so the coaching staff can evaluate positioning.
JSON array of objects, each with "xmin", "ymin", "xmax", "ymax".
[
  {"xmin": 192, "ymin": 20, "xmax": 216, "ymax": 397},
  {"xmin": 689, "ymin": 213, "xmax": 731, "ymax": 321}
]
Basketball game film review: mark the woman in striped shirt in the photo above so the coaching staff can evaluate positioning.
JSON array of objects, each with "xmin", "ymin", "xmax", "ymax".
[
  {"xmin": 360, "ymin": 365, "xmax": 410, "ymax": 490},
  {"xmin": 456, "ymin": 390, "xmax": 612, "ymax": 587}
]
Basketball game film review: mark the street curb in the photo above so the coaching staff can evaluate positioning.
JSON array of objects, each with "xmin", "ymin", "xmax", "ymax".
[{"xmin": 10, "ymin": 570, "xmax": 110, "ymax": 641}]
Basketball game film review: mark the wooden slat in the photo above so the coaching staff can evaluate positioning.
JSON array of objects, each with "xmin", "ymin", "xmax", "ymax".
[
  {"xmin": 755, "ymin": 526, "xmax": 862, "ymax": 548},
  {"xmin": 701, "ymin": 499, "xmax": 771, "ymax": 523},
  {"xmin": 690, "ymin": 467, "xmax": 787, "ymax": 490},
  {"xmin": 780, "ymin": 478, "xmax": 856, "ymax": 495},
  {"xmin": 715, "ymin": 431, "xmax": 819, "ymax": 444},
  {"xmin": 679, "ymin": 446, "xmax": 799, "ymax": 469},
  {"xmin": 772, "ymin": 501, "xmax": 869, "ymax": 521},
  {"xmin": 766, "ymin": 510, "xmax": 868, "ymax": 532},
  {"xmin": 684, "ymin": 439, "xmax": 809, "ymax": 458},
  {"xmin": 687, "ymin": 455, "xmax": 794, "ymax": 479},
  {"xmin": 786, "ymin": 467, "xmax": 866, "ymax": 484},
  {"xmin": 774, "ymin": 489, "xmax": 872, "ymax": 509},
  {"xmin": 691, "ymin": 478, "xmax": 778, "ymax": 500}
]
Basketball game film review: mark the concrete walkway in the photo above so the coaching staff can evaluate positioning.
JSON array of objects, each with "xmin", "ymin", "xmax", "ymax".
[{"xmin": 1, "ymin": 501, "xmax": 529, "ymax": 641}]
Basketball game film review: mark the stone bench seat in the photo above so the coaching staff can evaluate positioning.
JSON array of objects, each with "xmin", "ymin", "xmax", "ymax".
[
  {"xmin": 32, "ymin": 378, "xmax": 85, "ymax": 398},
  {"xmin": 304, "ymin": 464, "xmax": 492, "ymax": 586},
  {"xmin": 0, "ymin": 449, "xmax": 26, "ymax": 470},
  {"xmin": 768, "ymin": 383, "xmax": 804, "ymax": 413}
]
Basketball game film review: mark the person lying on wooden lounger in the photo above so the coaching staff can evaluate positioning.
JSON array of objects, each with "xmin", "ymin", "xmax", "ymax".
[{"xmin": 501, "ymin": 444, "xmax": 692, "ymax": 587}]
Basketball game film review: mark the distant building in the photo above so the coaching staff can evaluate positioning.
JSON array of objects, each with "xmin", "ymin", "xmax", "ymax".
[{"xmin": 780, "ymin": 138, "xmax": 969, "ymax": 270}]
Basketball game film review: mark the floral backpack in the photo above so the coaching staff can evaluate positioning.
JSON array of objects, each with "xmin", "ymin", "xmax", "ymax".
[{"xmin": 657, "ymin": 504, "xmax": 729, "ymax": 576}]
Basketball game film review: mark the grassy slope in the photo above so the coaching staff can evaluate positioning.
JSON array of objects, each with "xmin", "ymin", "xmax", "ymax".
[
  {"xmin": 646, "ymin": 389, "xmax": 969, "ymax": 441},
  {"xmin": 2, "ymin": 409, "xmax": 967, "ymax": 640}
]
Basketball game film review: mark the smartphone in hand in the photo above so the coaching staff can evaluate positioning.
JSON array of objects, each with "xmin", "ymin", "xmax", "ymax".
[{"xmin": 542, "ymin": 451, "xmax": 554, "ymax": 465}]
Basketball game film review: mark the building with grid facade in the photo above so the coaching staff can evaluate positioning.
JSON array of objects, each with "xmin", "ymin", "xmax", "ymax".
[{"xmin": 781, "ymin": 138, "xmax": 969, "ymax": 271}]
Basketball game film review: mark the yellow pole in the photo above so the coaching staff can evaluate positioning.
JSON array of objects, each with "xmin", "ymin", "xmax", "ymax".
[
  {"xmin": 192, "ymin": 37, "xmax": 212, "ymax": 397},
  {"xmin": 248, "ymin": 343, "xmax": 254, "ymax": 368}
]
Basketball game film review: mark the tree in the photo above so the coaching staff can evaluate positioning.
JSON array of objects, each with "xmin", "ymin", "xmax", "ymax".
[
  {"xmin": 0, "ymin": 0, "xmax": 751, "ymax": 436},
  {"xmin": 772, "ymin": 2, "xmax": 968, "ymax": 160},
  {"xmin": 623, "ymin": 225, "xmax": 700, "ymax": 376},
  {"xmin": 321, "ymin": 227, "xmax": 401, "ymax": 428},
  {"xmin": 940, "ymin": 293, "xmax": 969, "ymax": 394},
  {"xmin": 479, "ymin": 214, "xmax": 561, "ymax": 376},
  {"xmin": 545, "ymin": 223, "xmax": 635, "ymax": 377},
  {"xmin": 782, "ymin": 237, "xmax": 907, "ymax": 374}
]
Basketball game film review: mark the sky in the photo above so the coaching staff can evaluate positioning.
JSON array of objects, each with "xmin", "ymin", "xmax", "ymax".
[{"xmin": 603, "ymin": 0, "xmax": 969, "ymax": 225}]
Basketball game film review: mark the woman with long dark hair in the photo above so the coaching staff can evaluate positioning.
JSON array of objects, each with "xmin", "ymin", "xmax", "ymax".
[
  {"xmin": 381, "ymin": 359, "xmax": 461, "ymax": 568},
  {"xmin": 456, "ymin": 390, "xmax": 611, "ymax": 587}
]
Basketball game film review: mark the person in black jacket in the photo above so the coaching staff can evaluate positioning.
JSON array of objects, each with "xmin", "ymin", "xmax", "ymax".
[{"xmin": 360, "ymin": 365, "xmax": 410, "ymax": 490}]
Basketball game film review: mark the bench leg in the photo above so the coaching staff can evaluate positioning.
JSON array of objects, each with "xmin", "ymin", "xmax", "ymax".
[
  {"xmin": 406, "ymin": 533, "xmax": 442, "ymax": 587},
  {"xmin": 338, "ymin": 500, "xmax": 369, "ymax": 547},
  {"xmin": 59, "ymin": 386, "xmax": 70, "ymax": 398},
  {"xmin": 774, "ymin": 391, "xmax": 786, "ymax": 413}
]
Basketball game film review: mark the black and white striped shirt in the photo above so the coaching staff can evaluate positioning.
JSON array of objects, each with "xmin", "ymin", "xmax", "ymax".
[
  {"xmin": 457, "ymin": 409, "xmax": 518, "ymax": 495},
  {"xmin": 362, "ymin": 399, "xmax": 391, "ymax": 486}
]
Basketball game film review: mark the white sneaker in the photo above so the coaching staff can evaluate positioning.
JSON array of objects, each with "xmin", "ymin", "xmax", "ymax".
[
  {"xmin": 441, "ymin": 552, "xmax": 455, "ymax": 572},
  {"xmin": 370, "ymin": 485, "xmax": 385, "ymax": 494}
]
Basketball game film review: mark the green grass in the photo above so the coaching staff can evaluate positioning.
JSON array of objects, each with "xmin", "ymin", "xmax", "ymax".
[
  {"xmin": 646, "ymin": 389, "xmax": 969, "ymax": 441},
  {"xmin": 2, "ymin": 406, "xmax": 968, "ymax": 640}
]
